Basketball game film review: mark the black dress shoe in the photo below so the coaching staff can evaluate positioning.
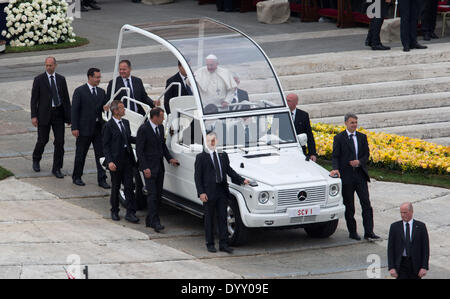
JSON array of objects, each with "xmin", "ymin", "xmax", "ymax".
[
  {"xmin": 125, "ymin": 213, "xmax": 140, "ymax": 224},
  {"xmin": 411, "ymin": 43, "xmax": 427, "ymax": 49},
  {"xmin": 403, "ymin": 47, "xmax": 410, "ymax": 52},
  {"xmin": 430, "ymin": 32, "xmax": 439, "ymax": 39},
  {"xmin": 88, "ymin": 3, "xmax": 101, "ymax": 9},
  {"xmin": 80, "ymin": 5, "xmax": 89, "ymax": 11},
  {"xmin": 73, "ymin": 178, "xmax": 86, "ymax": 186},
  {"xmin": 423, "ymin": 32, "xmax": 431, "ymax": 41},
  {"xmin": 111, "ymin": 212, "xmax": 120, "ymax": 221},
  {"xmin": 98, "ymin": 181, "xmax": 111, "ymax": 189},
  {"xmin": 207, "ymin": 245, "xmax": 217, "ymax": 253},
  {"xmin": 219, "ymin": 246, "xmax": 234, "ymax": 254},
  {"xmin": 153, "ymin": 224, "xmax": 165, "ymax": 233},
  {"xmin": 349, "ymin": 233, "xmax": 361, "ymax": 241},
  {"xmin": 364, "ymin": 233, "xmax": 381, "ymax": 240},
  {"xmin": 32, "ymin": 161, "xmax": 40, "ymax": 172},
  {"xmin": 371, "ymin": 44, "xmax": 390, "ymax": 51},
  {"xmin": 52, "ymin": 169, "xmax": 64, "ymax": 179}
]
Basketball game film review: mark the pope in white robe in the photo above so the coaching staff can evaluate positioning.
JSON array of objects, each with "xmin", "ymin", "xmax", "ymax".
[{"xmin": 194, "ymin": 54, "xmax": 237, "ymax": 112}]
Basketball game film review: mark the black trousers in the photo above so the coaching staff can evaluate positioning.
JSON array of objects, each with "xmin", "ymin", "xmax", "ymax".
[
  {"xmin": 109, "ymin": 153, "xmax": 136, "ymax": 214},
  {"xmin": 366, "ymin": 1, "xmax": 389, "ymax": 46},
  {"xmin": 342, "ymin": 174, "xmax": 374, "ymax": 235},
  {"xmin": 203, "ymin": 183, "xmax": 229, "ymax": 248},
  {"xmin": 72, "ymin": 122, "xmax": 106, "ymax": 183},
  {"xmin": 422, "ymin": 0, "xmax": 438, "ymax": 34},
  {"xmin": 398, "ymin": 257, "xmax": 420, "ymax": 279},
  {"xmin": 32, "ymin": 107, "xmax": 65, "ymax": 172},
  {"xmin": 398, "ymin": 0, "xmax": 422, "ymax": 48},
  {"xmin": 144, "ymin": 162, "xmax": 165, "ymax": 227}
]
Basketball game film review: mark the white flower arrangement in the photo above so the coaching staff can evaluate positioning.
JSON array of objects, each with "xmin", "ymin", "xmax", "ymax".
[{"xmin": 2, "ymin": 0, "xmax": 76, "ymax": 47}]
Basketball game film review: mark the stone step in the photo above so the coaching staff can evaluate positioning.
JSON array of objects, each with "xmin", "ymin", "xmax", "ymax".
[
  {"xmin": 287, "ymin": 77, "xmax": 450, "ymax": 104},
  {"xmin": 371, "ymin": 122, "xmax": 450, "ymax": 140},
  {"xmin": 424, "ymin": 137, "xmax": 450, "ymax": 146},
  {"xmin": 278, "ymin": 62, "xmax": 450, "ymax": 91},
  {"xmin": 303, "ymin": 92, "xmax": 450, "ymax": 119},
  {"xmin": 270, "ymin": 43, "xmax": 450, "ymax": 76},
  {"xmin": 312, "ymin": 107, "xmax": 450, "ymax": 131}
]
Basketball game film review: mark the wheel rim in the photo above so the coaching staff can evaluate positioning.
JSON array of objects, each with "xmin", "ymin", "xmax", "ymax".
[{"xmin": 227, "ymin": 205, "xmax": 236, "ymax": 238}]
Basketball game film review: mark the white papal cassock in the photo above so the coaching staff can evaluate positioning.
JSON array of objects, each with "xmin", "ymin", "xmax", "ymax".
[{"xmin": 194, "ymin": 66, "xmax": 237, "ymax": 109}]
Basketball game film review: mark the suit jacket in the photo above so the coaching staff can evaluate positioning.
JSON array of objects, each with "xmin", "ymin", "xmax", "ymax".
[
  {"xmin": 102, "ymin": 118, "xmax": 136, "ymax": 169},
  {"xmin": 332, "ymin": 130, "xmax": 370, "ymax": 185},
  {"xmin": 194, "ymin": 150, "xmax": 245, "ymax": 199},
  {"xmin": 71, "ymin": 84, "xmax": 107, "ymax": 136},
  {"xmin": 388, "ymin": 220, "xmax": 430, "ymax": 276},
  {"xmin": 292, "ymin": 109, "xmax": 317, "ymax": 156},
  {"xmin": 164, "ymin": 72, "xmax": 191, "ymax": 114},
  {"xmin": 136, "ymin": 121, "xmax": 173, "ymax": 177},
  {"xmin": 230, "ymin": 88, "xmax": 250, "ymax": 111},
  {"xmin": 30, "ymin": 72, "xmax": 71, "ymax": 125},
  {"xmin": 106, "ymin": 76, "xmax": 154, "ymax": 116}
]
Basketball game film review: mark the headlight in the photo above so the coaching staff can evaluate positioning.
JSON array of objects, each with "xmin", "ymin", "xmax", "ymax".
[
  {"xmin": 258, "ymin": 191, "xmax": 270, "ymax": 204},
  {"xmin": 329, "ymin": 184, "xmax": 340, "ymax": 197}
]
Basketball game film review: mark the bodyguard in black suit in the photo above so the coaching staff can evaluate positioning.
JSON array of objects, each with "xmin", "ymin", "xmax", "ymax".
[
  {"xmin": 422, "ymin": 0, "xmax": 439, "ymax": 41},
  {"xmin": 286, "ymin": 94, "xmax": 317, "ymax": 161},
  {"xmin": 330, "ymin": 113, "xmax": 379, "ymax": 241},
  {"xmin": 388, "ymin": 202, "xmax": 429, "ymax": 279},
  {"xmin": 103, "ymin": 100, "xmax": 139, "ymax": 223},
  {"xmin": 195, "ymin": 131, "xmax": 249, "ymax": 254},
  {"xmin": 164, "ymin": 61, "xmax": 193, "ymax": 114},
  {"xmin": 71, "ymin": 68, "xmax": 109, "ymax": 188},
  {"xmin": 106, "ymin": 60, "xmax": 156, "ymax": 116},
  {"xmin": 31, "ymin": 57, "xmax": 71, "ymax": 178},
  {"xmin": 136, "ymin": 107, "xmax": 179, "ymax": 233},
  {"xmin": 365, "ymin": 0, "xmax": 391, "ymax": 50},
  {"xmin": 398, "ymin": 0, "xmax": 428, "ymax": 51}
]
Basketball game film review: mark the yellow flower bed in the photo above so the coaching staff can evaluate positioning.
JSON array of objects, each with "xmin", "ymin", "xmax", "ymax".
[{"xmin": 311, "ymin": 123, "xmax": 450, "ymax": 175}]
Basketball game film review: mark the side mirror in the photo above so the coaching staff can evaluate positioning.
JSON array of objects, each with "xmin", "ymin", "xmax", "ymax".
[
  {"xmin": 297, "ymin": 133, "xmax": 308, "ymax": 147},
  {"xmin": 189, "ymin": 144, "xmax": 203, "ymax": 153}
]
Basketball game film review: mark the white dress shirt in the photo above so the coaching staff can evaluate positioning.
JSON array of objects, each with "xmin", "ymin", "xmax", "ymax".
[
  {"xmin": 206, "ymin": 147, "xmax": 223, "ymax": 176},
  {"xmin": 46, "ymin": 72, "xmax": 59, "ymax": 107},
  {"xmin": 113, "ymin": 116, "xmax": 127, "ymax": 148}
]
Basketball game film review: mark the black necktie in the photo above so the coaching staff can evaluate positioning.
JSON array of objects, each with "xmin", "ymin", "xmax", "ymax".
[
  {"xmin": 50, "ymin": 75, "xmax": 61, "ymax": 107},
  {"xmin": 349, "ymin": 134, "xmax": 357, "ymax": 160},
  {"xmin": 126, "ymin": 78, "xmax": 137, "ymax": 112},
  {"xmin": 118, "ymin": 121, "xmax": 130, "ymax": 151},
  {"xmin": 92, "ymin": 87, "xmax": 97, "ymax": 96},
  {"xmin": 405, "ymin": 223, "xmax": 411, "ymax": 257},
  {"xmin": 213, "ymin": 151, "xmax": 222, "ymax": 183},
  {"xmin": 155, "ymin": 126, "xmax": 160, "ymax": 139},
  {"xmin": 245, "ymin": 125, "xmax": 250, "ymax": 147}
]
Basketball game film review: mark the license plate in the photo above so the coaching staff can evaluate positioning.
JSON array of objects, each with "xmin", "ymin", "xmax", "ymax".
[{"xmin": 287, "ymin": 206, "xmax": 320, "ymax": 218}]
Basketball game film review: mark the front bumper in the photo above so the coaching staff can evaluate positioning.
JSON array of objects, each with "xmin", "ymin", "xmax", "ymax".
[{"xmin": 241, "ymin": 204, "xmax": 346, "ymax": 228}]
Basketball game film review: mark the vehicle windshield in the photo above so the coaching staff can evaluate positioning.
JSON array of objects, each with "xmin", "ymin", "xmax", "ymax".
[
  {"xmin": 134, "ymin": 18, "xmax": 286, "ymax": 115},
  {"xmin": 203, "ymin": 112, "xmax": 297, "ymax": 149}
]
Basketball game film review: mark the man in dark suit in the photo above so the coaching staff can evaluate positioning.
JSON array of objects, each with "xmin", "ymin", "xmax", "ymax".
[
  {"xmin": 388, "ymin": 202, "xmax": 429, "ymax": 279},
  {"xmin": 164, "ymin": 61, "xmax": 193, "ymax": 115},
  {"xmin": 286, "ymin": 93, "xmax": 317, "ymax": 162},
  {"xmin": 330, "ymin": 113, "xmax": 379, "ymax": 241},
  {"xmin": 229, "ymin": 74, "xmax": 250, "ymax": 111},
  {"xmin": 106, "ymin": 60, "xmax": 157, "ymax": 116},
  {"xmin": 103, "ymin": 100, "xmax": 139, "ymax": 223},
  {"xmin": 365, "ymin": 0, "xmax": 391, "ymax": 50},
  {"xmin": 398, "ymin": 0, "xmax": 428, "ymax": 52},
  {"xmin": 136, "ymin": 107, "xmax": 179, "ymax": 233},
  {"xmin": 31, "ymin": 57, "xmax": 71, "ymax": 179},
  {"xmin": 195, "ymin": 131, "xmax": 249, "ymax": 254},
  {"xmin": 71, "ymin": 68, "xmax": 109, "ymax": 189},
  {"xmin": 422, "ymin": 0, "xmax": 439, "ymax": 41}
]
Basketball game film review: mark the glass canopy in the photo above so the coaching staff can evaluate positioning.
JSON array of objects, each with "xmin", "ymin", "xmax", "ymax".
[{"xmin": 134, "ymin": 18, "xmax": 286, "ymax": 115}]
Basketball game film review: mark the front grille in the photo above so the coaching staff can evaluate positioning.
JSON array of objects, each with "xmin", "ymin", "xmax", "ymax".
[
  {"xmin": 277, "ymin": 186, "xmax": 327, "ymax": 213},
  {"xmin": 290, "ymin": 215, "xmax": 317, "ymax": 224}
]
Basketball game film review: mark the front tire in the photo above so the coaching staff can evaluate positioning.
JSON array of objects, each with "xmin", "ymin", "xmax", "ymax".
[
  {"xmin": 304, "ymin": 219, "xmax": 339, "ymax": 238},
  {"xmin": 227, "ymin": 198, "xmax": 249, "ymax": 246}
]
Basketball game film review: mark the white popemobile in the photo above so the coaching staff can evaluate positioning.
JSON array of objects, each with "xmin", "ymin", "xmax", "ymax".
[{"xmin": 103, "ymin": 18, "xmax": 345, "ymax": 245}]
